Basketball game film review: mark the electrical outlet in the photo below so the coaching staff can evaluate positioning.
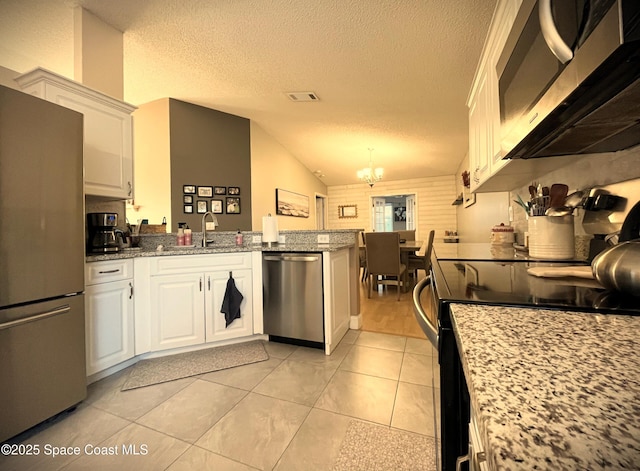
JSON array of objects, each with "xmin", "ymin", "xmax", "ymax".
[
  {"xmin": 317, "ymin": 234, "xmax": 330, "ymax": 244},
  {"xmin": 278, "ymin": 234, "xmax": 286, "ymax": 244},
  {"xmin": 252, "ymin": 235, "xmax": 262, "ymax": 244}
]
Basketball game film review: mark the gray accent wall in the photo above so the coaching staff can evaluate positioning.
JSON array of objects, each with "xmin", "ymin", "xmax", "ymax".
[{"xmin": 169, "ymin": 99, "xmax": 252, "ymax": 232}]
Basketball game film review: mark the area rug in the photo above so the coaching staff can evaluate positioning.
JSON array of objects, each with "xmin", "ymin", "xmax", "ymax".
[
  {"xmin": 121, "ymin": 340, "xmax": 269, "ymax": 390},
  {"xmin": 332, "ymin": 420, "xmax": 437, "ymax": 471}
]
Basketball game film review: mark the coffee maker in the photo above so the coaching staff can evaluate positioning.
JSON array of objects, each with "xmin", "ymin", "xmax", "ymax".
[{"xmin": 87, "ymin": 212, "xmax": 123, "ymax": 254}]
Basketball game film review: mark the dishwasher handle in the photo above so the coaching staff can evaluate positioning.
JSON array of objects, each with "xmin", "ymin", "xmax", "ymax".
[{"xmin": 263, "ymin": 254, "xmax": 320, "ymax": 262}]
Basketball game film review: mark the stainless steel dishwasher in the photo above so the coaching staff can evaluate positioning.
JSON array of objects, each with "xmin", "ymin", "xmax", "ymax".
[{"xmin": 262, "ymin": 252, "xmax": 324, "ymax": 348}]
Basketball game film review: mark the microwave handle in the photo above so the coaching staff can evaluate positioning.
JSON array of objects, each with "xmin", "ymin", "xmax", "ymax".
[{"xmin": 539, "ymin": 0, "xmax": 573, "ymax": 64}]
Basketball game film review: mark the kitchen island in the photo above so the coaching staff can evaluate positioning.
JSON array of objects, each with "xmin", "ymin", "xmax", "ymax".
[{"xmin": 451, "ymin": 303, "xmax": 640, "ymax": 470}]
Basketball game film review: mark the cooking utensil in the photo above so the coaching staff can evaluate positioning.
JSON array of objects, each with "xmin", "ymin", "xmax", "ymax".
[
  {"xmin": 545, "ymin": 190, "xmax": 586, "ymax": 216},
  {"xmin": 529, "ymin": 185, "xmax": 537, "ymax": 199},
  {"xmin": 549, "ymin": 183, "xmax": 569, "ymax": 208}
]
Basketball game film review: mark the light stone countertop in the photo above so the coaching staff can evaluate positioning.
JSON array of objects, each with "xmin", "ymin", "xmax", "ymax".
[
  {"xmin": 86, "ymin": 242, "xmax": 354, "ymax": 262},
  {"xmin": 450, "ymin": 303, "xmax": 640, "ymax": 470}
]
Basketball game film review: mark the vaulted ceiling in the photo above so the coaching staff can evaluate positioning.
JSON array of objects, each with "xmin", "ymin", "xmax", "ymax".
[{"xmin": 1, "ymin": 0, "xmax": 497, "ymax": 186}]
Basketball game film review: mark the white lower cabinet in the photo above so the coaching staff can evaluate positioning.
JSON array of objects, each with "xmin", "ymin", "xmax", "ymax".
[
  {"xmin": 150, "ymin": 273, "xmax": 205, "ymax": 351},
  {"xmin": 323, "ymin": 249, "xmax": 351, "ymax": 354},
  {"xmin": 146, "ymin": 253, "xmax": 254, "ymax": 352},
  {"xmin": 85, "ymin": 260, "xmax": 135, "ymax": 376},
  {"xmin": 205, "ymin": 269, "xmax": 254, "ymax": 342}
]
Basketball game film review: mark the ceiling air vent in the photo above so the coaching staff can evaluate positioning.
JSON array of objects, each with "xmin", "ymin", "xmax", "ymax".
[{"xmin": 286, "ymin": 92, "xmax": 319, "ymax": 102}]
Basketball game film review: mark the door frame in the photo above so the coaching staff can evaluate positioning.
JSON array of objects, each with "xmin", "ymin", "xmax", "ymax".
[{"xmin": 368, "ymin": 190, "xmax": 419, "ymax": 236}]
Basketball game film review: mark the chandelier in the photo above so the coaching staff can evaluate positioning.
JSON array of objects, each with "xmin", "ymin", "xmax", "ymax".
[{"xmin": 357, "ymin": 148, "xmax": 383, "ymax": 187}]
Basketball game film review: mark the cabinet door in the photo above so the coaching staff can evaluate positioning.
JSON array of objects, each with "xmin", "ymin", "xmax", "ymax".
[
  {"xmin": 45, "ymin": 85, "xmax": 133, "ymax": 199},
  {"xmin": 150, "ymin": 273, "xmax": 205, "ymax": 350},
  {"xmin": 205, "ymin": 269, "xmax": 253, "ymax": 342},
  {"xmin": 85, "ymin": 280, "xmax": 134, "ymax": 375},
  {"xmin": 323, "ymin": 250, "xmax": 350, "ymax": 354},
  {"xmin": 469, "ymin": 67, "xmax": 492, "ymax": 191}
]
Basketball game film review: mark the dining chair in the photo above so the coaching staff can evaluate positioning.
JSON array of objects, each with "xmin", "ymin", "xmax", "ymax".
[
  {"xmin": 395, "ymin": 229, "xmax": 416, "ymax": 242},
  {"xmin": 364, "ymin": 232, "xmax": 407, "ymax": 300},
  {"xmin": 408, "ymin": 229, "xmax": 435, "ymax": 280},
  {"xmin": 359, "ymin": 231, "xmax": 368, "ymax": 282}
]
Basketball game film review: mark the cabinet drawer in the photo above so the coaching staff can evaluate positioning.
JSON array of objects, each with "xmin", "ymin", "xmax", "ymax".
[
  {"xmin": 86, "ymin": 259, "xmax": 133, "ymax": 285},
  {"xmin": 150, "ymin": 253, "xmax": 252, "ymax": 276}
]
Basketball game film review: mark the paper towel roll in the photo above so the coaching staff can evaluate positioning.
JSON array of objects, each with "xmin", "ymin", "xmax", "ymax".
[{"xmin": 262, "ymin": 215, "xmax": 279, "ymax": 244}]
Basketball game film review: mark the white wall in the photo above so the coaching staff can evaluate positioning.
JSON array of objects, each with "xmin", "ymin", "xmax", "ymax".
[
  {"xmin": 326, "ymin": 176, "xmax": 457, "ymax": 243},
  {"xmin": 455, "ymin": 153, "xmax": 510, "ymax": 242},
  {"xmin": 126, "ymin": 99, "xmax": 172, "ymax": 227},
  {"xmin": 250, "ymin": 122, "xmax": 328, "ymax": 231}
]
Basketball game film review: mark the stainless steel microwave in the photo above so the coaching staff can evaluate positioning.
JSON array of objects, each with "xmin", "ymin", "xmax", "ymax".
[{"xmin": 497, "ymin": 0, "xmax": 640, "ymax": 160}]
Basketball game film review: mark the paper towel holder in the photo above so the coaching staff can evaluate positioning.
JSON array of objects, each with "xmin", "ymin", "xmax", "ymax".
[{"xmin": 262, "ymin": 213, "xmax": 279, "ymax": 248}]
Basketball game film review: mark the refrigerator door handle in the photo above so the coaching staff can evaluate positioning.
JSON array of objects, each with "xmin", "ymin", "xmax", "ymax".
[{"xmin": 0, "ymin": 305, "xmax": 70, "ymax": 331}]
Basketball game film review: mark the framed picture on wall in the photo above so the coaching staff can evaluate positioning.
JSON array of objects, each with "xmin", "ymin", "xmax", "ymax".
[
  {"xmin": 211, "ymin": 199, "xmax": 223, "ymax": 214},
  {"xmin": 184, "ymin": 205, "xmax": 193, "ymax": 214},
  {"xmin": 214, "ymin": 186, "xmax": 227, "ymax": 195},
  {"xmin": 197, "ymin": 200, "xmax": 208, "ymax": 213},
  {"xmin": 276, "ymin": 188, "xmax": 309, "ymax": 218},
  {"xmin": 183, "ymin": 185, "xmax": 196, "ymax": 194},
  {"xmin": 226, "ymin": 197, "xmax": 241, "ymax": 214},
  {"xmin": 183, "ymin": 195, "xmax": 193, "ymax": 204},
  {"xmin": 197, "ymin": 186, "xmax": 213, "ymax": 197},
  {"xmin": 228, "ymin": 186, "xmax": 240, "ymax": 195}
]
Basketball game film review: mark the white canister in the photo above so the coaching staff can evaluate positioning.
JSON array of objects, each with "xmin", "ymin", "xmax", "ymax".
[
  {"xmin": 528, "ymin": 216, "xmax": 575, "ymax": 259},
  {"xmin": 490, "ymin": 223, "xmax": 515, "ymax": 245}
]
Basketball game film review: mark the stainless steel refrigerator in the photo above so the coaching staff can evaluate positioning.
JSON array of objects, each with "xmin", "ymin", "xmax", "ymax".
[{"xmin": 0, "ymin": 85, "xmax": 86, "ymax": 442}]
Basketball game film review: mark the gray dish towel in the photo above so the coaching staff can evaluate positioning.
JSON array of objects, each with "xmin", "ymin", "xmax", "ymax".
[{"xmin": 221, "ymin": 275, "xmax": 243, "ymax": 327}]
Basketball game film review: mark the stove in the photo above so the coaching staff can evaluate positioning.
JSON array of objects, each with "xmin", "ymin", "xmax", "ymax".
[{"xmin": 421, "ymin": 244, "xmax": 640, "ymax": 470}]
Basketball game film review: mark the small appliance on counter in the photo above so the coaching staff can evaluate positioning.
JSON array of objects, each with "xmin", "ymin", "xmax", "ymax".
[{"xmin": 87, "ymin": 212, "xmax": 124, "ymax": 254}]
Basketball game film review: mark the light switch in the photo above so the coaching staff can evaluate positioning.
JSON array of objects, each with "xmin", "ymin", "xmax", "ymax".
[
  {"xmin": 252, "ymin": 235, "xmax": 262, "ymax": 244},
  {"xmin": 278, "ymin": 234, "xmax": 286, "ymax": 244}
]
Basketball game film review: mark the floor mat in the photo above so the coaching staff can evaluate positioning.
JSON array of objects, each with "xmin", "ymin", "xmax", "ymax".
[
  {"xmin": 333, "ymin": 420, "xmax": 437, "ymax": 471},
  {"xmin": 122, "ymin": 340, "xmax": 269, "ymax": 390}
]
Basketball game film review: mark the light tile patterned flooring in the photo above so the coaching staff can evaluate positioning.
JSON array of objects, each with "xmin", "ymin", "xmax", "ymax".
[{"xmin": 1, "ymin": 331, "xmax": 439, "ymax": 471}]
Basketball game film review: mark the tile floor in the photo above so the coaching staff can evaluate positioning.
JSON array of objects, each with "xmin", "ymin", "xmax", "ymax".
[{"xmin": 0, "ymin": 331, "xmax": 440, "ymax": 471}]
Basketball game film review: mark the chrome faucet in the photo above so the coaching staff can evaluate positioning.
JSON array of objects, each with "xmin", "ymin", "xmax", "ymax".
[{"xmin": 201, "ymin": 211, "xmax": 218, "ymax": 247}]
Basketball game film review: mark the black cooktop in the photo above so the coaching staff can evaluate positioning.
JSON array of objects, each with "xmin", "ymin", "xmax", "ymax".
[{"xmin": 432, "ymin": 259, "xmax": 640, "ymax": 316}]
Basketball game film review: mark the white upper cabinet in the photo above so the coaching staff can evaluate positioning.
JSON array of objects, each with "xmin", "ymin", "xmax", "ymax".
[
  {"xmin": 467, "ymin": 0, "xmax": 521, "ymax": 191},
  {"xmin": 16, "ymin": 68, "xmax": 136, "ymax": 199}
]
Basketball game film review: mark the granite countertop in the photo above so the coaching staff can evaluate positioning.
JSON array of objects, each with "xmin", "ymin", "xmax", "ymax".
[
  {"xmin": 450, "ymin": 303, "xmax": 640, "ymax": 470},
  {"xmin": 86, "ymin": 242, "xmax": 354, "ymax": 262}
]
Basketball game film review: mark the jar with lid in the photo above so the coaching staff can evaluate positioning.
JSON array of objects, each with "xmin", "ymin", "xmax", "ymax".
[{"xmin": 490, "ymin": 223, "xmax": 515, "ymax": 245}]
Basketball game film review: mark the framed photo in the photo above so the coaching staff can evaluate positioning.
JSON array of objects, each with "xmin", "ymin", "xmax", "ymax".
[
  {"xmin": 394, "ymin": 207, "xmax": 406, "ymax": 222},
  {"xmin": 197, "ymin": 200, "xmax": 208, "ymax": 214},
  {"xmin": 184, "ymin": 205, "xmax": 193, "ymax": 214},
  {"xmin": 214, "ymin": 186, "xmax": 227, "ymax": 195},
  {"xmin": 228, "ymin": 186, "xmax": 240, "ymax": 195},
  {"xmin": 338, "ymin": 204, "xmax": 358, "ymax": 218},
  {"xmin": 183, "ymin": 185, "xmax": 196, "ymax": 194},
  {"xmin": 183, "ymin": 195, "xmax": 193, "ymax": 204},
  {"xmin": 211, "ymin": 199, "xmax": 223, "ymax": 214},
  {"xmin": 226, "ymin": 197, "xmax": 241, "ymax": 214},
  {"xmin": 276, "ymin": 188, "xmax": 309, "ymax": 218},
  {"xmin": 197, "ymin": 186, "xmax": 213, "ymax": 197}
]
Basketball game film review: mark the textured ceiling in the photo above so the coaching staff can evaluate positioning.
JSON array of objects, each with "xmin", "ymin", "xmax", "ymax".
[{"xmin": 1, "ymin": 0, "xmax": 497, "ymax": 186}]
